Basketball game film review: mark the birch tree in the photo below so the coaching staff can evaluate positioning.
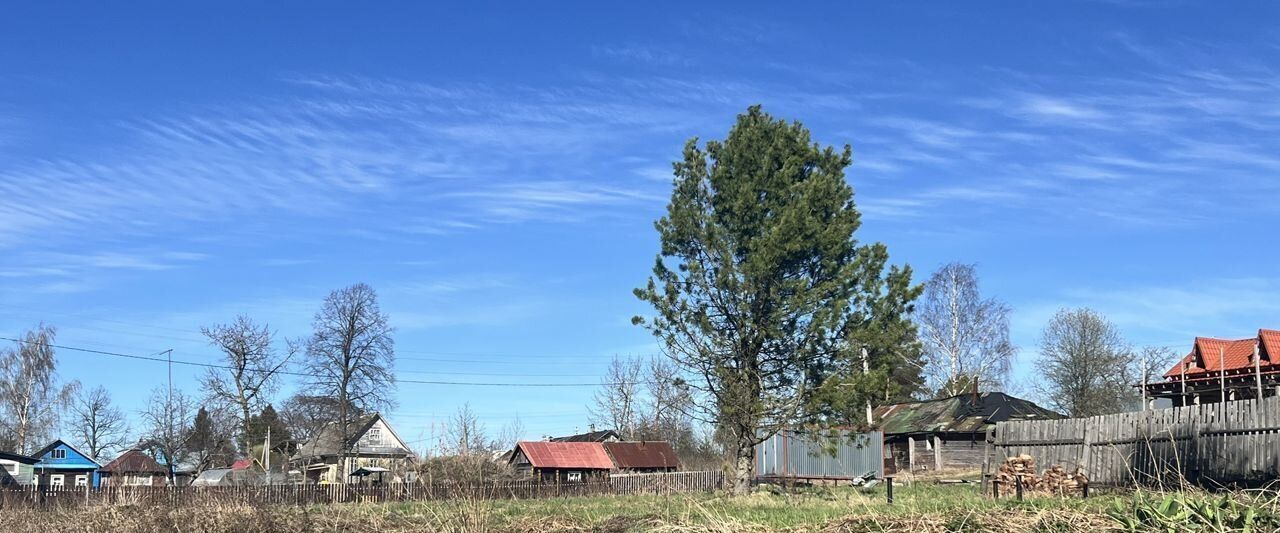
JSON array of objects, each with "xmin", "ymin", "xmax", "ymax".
[
  {"xmin": 0, "ymin": 325, "xmax": 79, "ymax": 454},
  {"xmin": 916, "ymin": 263, "xmax": 1016, "ymax": 398}
]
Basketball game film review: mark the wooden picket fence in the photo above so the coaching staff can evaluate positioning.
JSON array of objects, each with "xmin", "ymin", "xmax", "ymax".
[
  {"xmin": 0, "ymin": 470, "xmax": 724, "ymax": 510},
  {"xmin": 986, "ymin": 396, "xmax": 1280, "ymax": 488}
]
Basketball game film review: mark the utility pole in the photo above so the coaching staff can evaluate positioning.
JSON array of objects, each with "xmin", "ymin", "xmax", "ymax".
[
  {"xmin": 1220, "ymin": 347, "xmax": 1227, "ymax": 404},
  {"xmin": 161, "ymin": 349, "xmax": 174, "ymax": 486}
]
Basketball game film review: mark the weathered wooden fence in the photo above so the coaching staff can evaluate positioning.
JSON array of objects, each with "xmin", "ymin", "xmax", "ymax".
[
  {"xmin": 987, "ymin": 397, "xmax": 1280, "ymax": 487},
  {"xmin": 0, "ymin": 470, "xmax": 724, "ymax": 510}
]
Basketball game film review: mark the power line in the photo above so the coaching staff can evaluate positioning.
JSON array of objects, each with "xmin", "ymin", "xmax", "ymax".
[
  {"xmin": 0, "ymin": 309, "xmax": 654, "ymax": 363},
  {"xmin": 0, "ymin": 337, "xmax": 621, "ymax": 387}
]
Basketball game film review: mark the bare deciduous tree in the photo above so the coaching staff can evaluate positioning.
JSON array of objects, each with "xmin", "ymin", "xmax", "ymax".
[
  {"xmin": 1036, "ymin": 308, "xmax": 1142, "ymax": 417},
  {"xmin": 302, "ymin": 283, "xmax": 396, "ymax": 478},
  {"xmin": 200, "ymin": 315, "xmax": 291, "ymax": 452},
  {"xmin": 280, "ymin": 393, "xmax": 352, "ymax": 445},
  {"xmin": 916, "ymin": 263, "xmax": 1015, "ymax": 398},
  {"xmin": 442, "ymin": 403, "xmax": 489, "ymax": 457},
  {"xmin": 68, "ymin": 385, "xmax": 129, "ymax": 461},
  {"xmin": 0, "ymin": 325, "xmax": 79, "ymax": 454},
  {"xmin": 139, "ymin": 386, "xmax": 196, "ymax": 483},
  {"xmin": 494, "ymin": 416, "xmax": 525, "ymax": 453},
  {"xmin": 638, "ymin": 357, "xmax": 695, "ymax": 445},
  {"xmin": 588, "ymin": 356, "xmax": 643, "ymax": 439}
]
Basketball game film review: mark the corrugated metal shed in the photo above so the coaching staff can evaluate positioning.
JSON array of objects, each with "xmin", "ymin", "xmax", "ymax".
[
  {"xmin": 602, "ymin": 441, "xmax": 679, "ymax": 469},
  {"xmin": 755, "ymin": 429, "xmax": 884, "ymax": 480}
]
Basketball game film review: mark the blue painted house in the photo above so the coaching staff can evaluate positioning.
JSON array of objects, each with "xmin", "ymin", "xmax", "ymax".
[{"xmin": 32, "ymin": 440, "xmax": 101, "ymax": 488}]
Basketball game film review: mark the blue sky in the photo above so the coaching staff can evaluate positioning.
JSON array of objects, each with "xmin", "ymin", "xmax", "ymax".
[{"xmin": 3, "ymin": 1, "xmax": 1280, "ymax": 450}]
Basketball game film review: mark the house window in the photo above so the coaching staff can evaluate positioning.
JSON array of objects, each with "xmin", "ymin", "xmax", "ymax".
[
  {"xmin": 50, "ymin": 474, "xmax": 64, "ymax": 488},
  {"xmin": 566, "ymin": 471, "xmax": 582, "ymax": 482},
  {"xmin": 51, "ymin": 449, "xmax": 67, "ymax": 459},
  {"xmin": 1, "ymin": 461, "xmax": 17, "ymax": 475},
  {"xmin": 75, "ymin": 475, "xmax": 88, "ymax": 487},
  {"xmin": 367, "ymin": 428, "xmax": 382, "ymax": 443}
]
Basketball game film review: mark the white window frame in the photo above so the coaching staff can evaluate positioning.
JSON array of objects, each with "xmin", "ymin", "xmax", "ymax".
[
  {"xmin": 366, "ymin": 427, "xmax": 382, "ymax": 443},
  {"xmin": 74, "ymin": 475, "xmax": 88, "ymax": 487},
  {"xmin": 566, "ymin": 471, "xmax": 582, "ymax": 482},
  {"xmin": 0, "ymin": 460, "xmax": 17, "ymax": 475},
  {"xmin": 50, "ymin": 474, "xmax": 65, "ymax": 488},
  {"xmin": 51, "ymin": 449, "xmax": 67, "ymax": 460}
]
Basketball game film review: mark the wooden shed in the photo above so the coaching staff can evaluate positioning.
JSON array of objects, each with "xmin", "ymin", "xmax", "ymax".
[
  {"xmin": 874, "ymin": 392, "xmax": 1061, "ymax": 474},
  {"xmin": 507, "ymin": 441, "xmax": 613, "ymax": 482},
  {"xmin": 602, "ymin": 441, "xmax": 679, "ymax": 473}
]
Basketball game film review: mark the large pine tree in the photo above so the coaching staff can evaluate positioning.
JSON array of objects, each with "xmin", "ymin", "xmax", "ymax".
[{"xmin": 635, "ymin": 106, "xmax": 921, "ymax": 494}]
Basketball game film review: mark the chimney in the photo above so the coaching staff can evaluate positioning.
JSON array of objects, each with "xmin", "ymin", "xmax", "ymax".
[{"xmin": 589, "ymin": 423, "xmax": 596, "ymax": 433}]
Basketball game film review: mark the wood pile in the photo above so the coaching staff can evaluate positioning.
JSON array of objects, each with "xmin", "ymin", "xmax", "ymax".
[{"xmin": 994, "ymin": 455, "xmax": 1087, "ymax": 497}]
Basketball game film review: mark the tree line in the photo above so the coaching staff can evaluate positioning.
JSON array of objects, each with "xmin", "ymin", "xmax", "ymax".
[{"xmin": 0, "ymin": 283, "xmax": 396, "ymax": 482}]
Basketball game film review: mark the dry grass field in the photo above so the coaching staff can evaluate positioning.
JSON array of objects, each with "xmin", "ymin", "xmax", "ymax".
[{"xmin": 4, "ymin": 483, "xmax": 1277, "ymax": 532}]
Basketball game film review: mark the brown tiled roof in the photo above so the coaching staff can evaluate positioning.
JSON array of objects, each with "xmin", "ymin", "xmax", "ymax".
[
  {"xmin": 511, "ymin": 441, "xmax": 613, "ymax": 470},
  {"xmin": 602, "ymin": 442, "xmax": 679, "ymax": 469},
  {"xmin": 101, "ymin": 449, "xmax": 165, "ymax": 474}
]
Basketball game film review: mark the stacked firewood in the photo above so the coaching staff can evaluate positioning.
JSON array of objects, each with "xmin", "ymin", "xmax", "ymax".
[
  {"xmin": 994, "ymin": 455, "xmax": 1088, "ymax": 497},
  {"xmin": 1039, "ymin": 465, "xmax": 1088, "ymax": 496}
]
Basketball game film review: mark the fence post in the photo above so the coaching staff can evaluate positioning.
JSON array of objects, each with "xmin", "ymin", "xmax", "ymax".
[
  {"xmin": 885, "ymin": 476, "xmax": 894, "ymax": 504},
  {"xmin": 1015, "ymin": 475, "xmax": 1023, "ymax": 501}
]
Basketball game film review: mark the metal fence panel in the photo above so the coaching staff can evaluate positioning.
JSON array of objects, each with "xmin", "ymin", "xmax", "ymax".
[{"xmin": 756, "ymin": 429, "xmax": 884, "ymax": 480}]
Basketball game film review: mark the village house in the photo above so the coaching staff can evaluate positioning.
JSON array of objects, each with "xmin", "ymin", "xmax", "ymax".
[
  {"xmin": 874, "ymin": 392, "xmax": 1061, "ymax": 473},
  {"xmin": 99, "ymin": 448, "xmax": 168, "ymax": 487},
  {"xmin": 31, "ymin": 440, "xmax": 101, "ymax": 488},
  {"xmin": 602, "ymin": 441, "xmax": 679, "ymax": 473},
  {"xmin": 1144, "ymin": 329, "xmax": 1280, "ymax": 406},
  {"xmin": 508, "ymin": 441, "xmax": 613, "ymax": 482},
  {"xmin": 0, "ymin": 451, "xmax": 38, "ymax": 486},
  {"xmin": 290, "ymin": 413, "xmax": 416, "ymax": 484}
]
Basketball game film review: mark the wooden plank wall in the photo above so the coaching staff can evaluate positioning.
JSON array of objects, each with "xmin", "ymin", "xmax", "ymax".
[
  {"xmin": 0, "ymin": 470, "xmax": 725, "ymax": 510},
  {"xmin": 990, "ymin": 397, "xmax": 1280, "ymax": 487}
]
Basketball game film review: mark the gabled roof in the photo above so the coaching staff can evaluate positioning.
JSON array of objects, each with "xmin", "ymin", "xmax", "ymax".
[
  {"xmin": 873, "ymin": 392, "xmax": 1062, "ymax": 435},
  {"xmin": 0, "ymin": 451, "xmax": 39, "ymax": 465},
  {"xmin": 509, "ymin": 441, "xmax": 613, "ymax": 470},
  {"xmin": 32, "ymin": 440, "xmax": 101, "ymax": 468},
  {"xmin": 101, "ymin": 449, "xmax": 166, "ymax": 475},
  {"xmin": 1163, "ymin": 330, "xmax": 1279, "ymax": 379},
  {"xmin": 602, "ymin": 442, "xmax": 679, "ymax": 469},
  {"xmin": 293, "ymin": 413, "xmax": 413, "ymax": 459},
  {"xmin": 549, "ymin": 429, "xmax": 620, "ymax": 443}
]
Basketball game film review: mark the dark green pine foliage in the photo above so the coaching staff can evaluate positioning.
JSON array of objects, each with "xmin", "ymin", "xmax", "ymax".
[
  {"xmin": 634, "ymin": 106, "xmax": 922, "ymax": 494},
  {"xmin": 243, "ymin": 404, "xmax": 293, "ymax": 456}
]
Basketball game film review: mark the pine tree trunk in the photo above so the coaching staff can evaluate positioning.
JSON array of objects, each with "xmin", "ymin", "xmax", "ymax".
[{"xmin": 730, "ymin": 430, "xmax": 755, "ymax": 496}]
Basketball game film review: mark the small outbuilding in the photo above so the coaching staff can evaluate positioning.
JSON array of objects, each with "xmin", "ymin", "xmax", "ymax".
[
  {"xmin": 100, "ymin": 448, "xmax": 167, "ymax": 487},
  {"xmin": 0, "ymin": 451, "xmax": 39, "ymax": 486},
  {"xmin": 602, "ymin": 441, "xmax": 679, "ymax": 473},
  {"xmin": 874, "ymin": 392, "xmax": 1061, "ymax": 474},
  {"xmin": 508, "ymin": 441, "xmax": 613, "ymax": 482},
  {"xmin": 549, "ymin": 429, "xmax": 621, "ymax": 443}
]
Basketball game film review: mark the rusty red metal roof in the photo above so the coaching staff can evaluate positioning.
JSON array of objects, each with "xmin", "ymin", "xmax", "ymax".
[
  {"xmin": 602, "ymin": 441, "xmax": 679, "ymax": 469},
  {"xmin": 100, "ymin": 449, "xmax": 165, "ymax": 474},
  {"xmin": 514, "ymin": 441, "xmax": 613, "ymax": 470}
]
